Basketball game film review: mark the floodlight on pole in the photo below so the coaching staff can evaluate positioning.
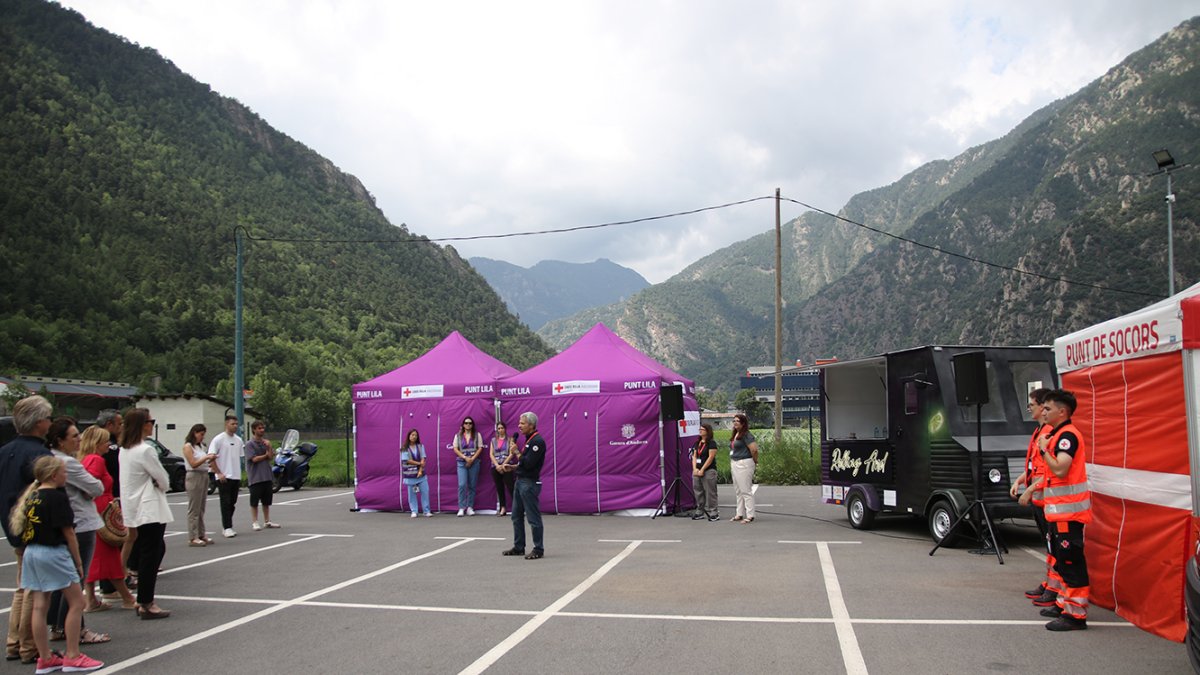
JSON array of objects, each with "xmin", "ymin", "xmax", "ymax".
[{"xmin": 1149, "ymin": 148, "xmax": 1183, "ymax": 297}]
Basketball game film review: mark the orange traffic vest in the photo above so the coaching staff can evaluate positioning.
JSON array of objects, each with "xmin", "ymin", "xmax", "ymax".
[
  {"xmin": 1042, "ymin": 421, "xmax": 1091, "ymax": 523},
  {"xmin": 1024, "ymin": 423, "xmax": 1049, "ymax": 506}
]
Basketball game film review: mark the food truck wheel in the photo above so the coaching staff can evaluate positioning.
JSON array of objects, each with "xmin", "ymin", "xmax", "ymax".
[
  {"xmin": 928, "ymin": 499, "xmax": 963, "ymax": 547},
  {"xmin": 846, "ymin": 492, "xmax": 876, "ymax": 530}
]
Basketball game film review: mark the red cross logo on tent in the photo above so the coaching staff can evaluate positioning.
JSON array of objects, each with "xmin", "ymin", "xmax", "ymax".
[
  {"xmin": 680, "ymin": 419, "xmax": 689, "ymax": 432},
  {"xmin": 555, "ymin": 383, "xmax": 564, "ymax": 393},
  {"xmin": 403, "ymin": 388, "xmax": 411, "ymax": 397}
]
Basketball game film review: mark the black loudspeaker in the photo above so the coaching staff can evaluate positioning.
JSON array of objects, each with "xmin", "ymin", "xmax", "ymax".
[
  {"xmin": 660, "ymin": 384, "xmax": 685, "ymax": 421},
  {"xmin": 953, "ymin": 351, "xmax": 989, "ymax": 405}
]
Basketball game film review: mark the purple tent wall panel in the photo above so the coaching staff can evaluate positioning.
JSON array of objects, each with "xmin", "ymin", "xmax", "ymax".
[
  {"xmin": 596, "ymin": 393, "xmax": 663, "ymax": 511},
  {"xmin": 353, "ymin": 397, "xmax": 500, "ymax": 512},
  {"xmin": 500, "ymin": 390, "xmax": 693, "ymax": 513},
  {"xmin": 353, "ymin": 401, "xmax": 402, "ymax": 511},
  {"xmin": 542, "ymin": 397, "xmax": 597, "ymax": 513},
  {"xmin": 397, "ymin": 398, "xmax": 499, "ymax": 514}
]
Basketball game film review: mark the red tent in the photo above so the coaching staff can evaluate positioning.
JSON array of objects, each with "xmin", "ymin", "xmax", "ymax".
[{"xmin": 1053, "ymin": 280, "xmax": 1200, "ymax": 641}]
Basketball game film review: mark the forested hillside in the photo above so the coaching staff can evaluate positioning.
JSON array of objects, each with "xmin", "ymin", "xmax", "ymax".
[
  {"xmin": 543, "ymin": 17, "xmax": 1199, "ymax": 391},
  {"xmin": 0, "ymin": 0, "xmax": 552, "ymax": 425}
]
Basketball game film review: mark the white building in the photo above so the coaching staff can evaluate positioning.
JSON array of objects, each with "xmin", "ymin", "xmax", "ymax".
[{"xmin": 134, "ymin": 393, "xmax": 259, "ymax": 453}]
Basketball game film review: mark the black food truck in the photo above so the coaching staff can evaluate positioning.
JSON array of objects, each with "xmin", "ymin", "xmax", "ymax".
[{"xmin": 818, "ymin": 345, "xmax": 1056, "ymax": 545}]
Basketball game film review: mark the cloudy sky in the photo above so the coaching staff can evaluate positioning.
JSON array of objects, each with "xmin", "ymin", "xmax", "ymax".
[{"xmin": 59, "ymin": 1, "xmax": 1198, "ymax": 282}]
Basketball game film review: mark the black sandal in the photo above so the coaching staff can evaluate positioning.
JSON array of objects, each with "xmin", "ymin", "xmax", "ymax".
[{"xmin": 524, "ymin": 550, "xmax": 544, "ymax": 560}]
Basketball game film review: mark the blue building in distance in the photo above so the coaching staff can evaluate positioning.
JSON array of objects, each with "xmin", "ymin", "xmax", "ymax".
[{"xmin": 738, "ymin": 362, "xmax": 830, "ymax": 424}]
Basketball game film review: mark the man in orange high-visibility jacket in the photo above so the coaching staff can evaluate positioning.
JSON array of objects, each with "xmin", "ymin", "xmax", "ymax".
[
  {"xmin": 1012, "ymin": 388, "xmax": 1061, "ymax": 607},
  {"xmin": 1037, "ymin": 389, "xmax": 1091, "ymax": 631}
]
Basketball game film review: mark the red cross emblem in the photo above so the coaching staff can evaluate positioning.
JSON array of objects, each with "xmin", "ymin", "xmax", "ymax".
[
  {"xmin": 403, "ymin": 388, "xmax": 412, "ymax": 397},
  {"xmin": 555, "ymin": 383, "xmax": 564, "ymax": 393}
]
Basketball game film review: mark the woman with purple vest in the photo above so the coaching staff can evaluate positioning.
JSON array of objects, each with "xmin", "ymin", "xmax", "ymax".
[
  {"xmin": 401, "ymin": 430, "xmax": 432, "ymax": 518},
  {"xmin": 489, "ymin": 421, "xmax": 517, "ymax": 516},
  {"xmin": 453, "ymin": 417, "xmax": 484, "ymax": 516}
]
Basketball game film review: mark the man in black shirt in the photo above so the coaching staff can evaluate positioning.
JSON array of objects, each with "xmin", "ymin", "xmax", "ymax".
[
  {"xmin": 94, "ymin": 410, "xmax": 123, "ymax": 598},
  {"xmin": 1, "ymin": 395, "xmax": 52, "ymax": 663},
  {"xmin": 502, "ymin": 412, "xmax": 545, "ymax": 560}
]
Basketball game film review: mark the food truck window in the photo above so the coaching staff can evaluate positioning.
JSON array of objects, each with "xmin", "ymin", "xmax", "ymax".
[
  {"xmin": 904, "ymin": 381, "xmax": 918, "ymax": 415},
  {"xmin": 956, "ymin": 360, "xmax": 1006, "ymax": 423},
  {"xmin": 1010, "ymin": 360, "xmax": 1055, "ymax": 421}
]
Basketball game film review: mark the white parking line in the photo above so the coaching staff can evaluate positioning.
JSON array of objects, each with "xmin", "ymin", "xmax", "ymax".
[
  {"xmin": 98, "ymin": 537, "xmax": 476, "ymax": 673},
  {"xmin": 158, "ymin": 535, "xmax": 324, "ymax": 576},
  {"xmin": 273, "ymin": 491, "xmax": 355, "ymax": 505},
  {"xmin": 817, "ymin": 541, "xmax": 869, "ymax": 675},
  {"xmin": 1021, "ymin": 545, "xmax": 1047, "ymax": 562},
  {"xmin": 0, "ymin": 589, "xmax": 1147, "ymax": 627},
  {"xmin": 459, "ymin": 540, "xmax": 647, "ymax": 675},
  {"xmin": 782, "ymin": 541, "xmax": 866, "ymax": 675}
]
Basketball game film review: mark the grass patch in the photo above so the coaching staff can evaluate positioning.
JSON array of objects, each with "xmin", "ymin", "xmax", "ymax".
[
  {"xmin": 711, "ymin": 426, "xmax": 821, "ymax": 485},
  {"xmin": 305, "ymin": 437, "xmax": 354, "ymax": 487}
]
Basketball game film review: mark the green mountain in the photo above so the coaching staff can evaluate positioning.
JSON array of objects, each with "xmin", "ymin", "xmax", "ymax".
[
  {"xmin": 469, "ymin": 257, "xmax": 648, "ymax": 330},
  {"xmin": 0, "ymin": 0, "xmax": 552, "ymax": 425},
  {"xmin": 542, "ymin": 17, "xmax": 1199, "ymax": 390}
]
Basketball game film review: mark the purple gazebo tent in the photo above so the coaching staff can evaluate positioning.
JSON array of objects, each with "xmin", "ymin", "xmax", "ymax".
[
  {"xmin": 351, "ymin": 331, "xmax": 518, "ymax": 512},
  {"xmin": 496, "ymin": 323, "xmax": 699, "ymax": 515}
]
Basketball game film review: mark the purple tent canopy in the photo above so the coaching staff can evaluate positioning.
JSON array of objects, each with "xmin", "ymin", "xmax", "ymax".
[
  {"xmin": 497, "ymin": 323, "xmax": 698, "ymax": 514},
  {"xmin": 352, "ymin": 331, "xmax": 518, "ymax": 512}
]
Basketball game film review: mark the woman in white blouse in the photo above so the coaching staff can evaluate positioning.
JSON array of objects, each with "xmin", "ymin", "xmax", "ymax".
[{"xmin": 118, "ymin": 408, "xmax": 174, "ymax": 619}]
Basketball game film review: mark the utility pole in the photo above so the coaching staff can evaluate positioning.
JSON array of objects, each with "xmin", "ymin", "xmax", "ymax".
[
  {"xmin": 774, "ymin": 188, "xmax": 782, "ymax": 447},
  {"xmin": 234, "ymin": 227, "xmax": 245, "ymax": 432}
]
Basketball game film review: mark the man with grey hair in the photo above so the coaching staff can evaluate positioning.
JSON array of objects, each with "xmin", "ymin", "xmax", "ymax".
[
  {"xmin": 502, "ymin": 412, "xmax": 546, "ymax": 560},
  {"xmin": 96, "ymin": 410, "xmax": 123, "ymax": 498},
  {"xmin": 0, "ymin": 395, "xmax": 52, "ymax": 663}
]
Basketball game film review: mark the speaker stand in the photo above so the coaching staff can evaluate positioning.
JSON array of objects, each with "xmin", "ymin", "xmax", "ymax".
[{"xmin": 928, "ymin": 401, "xmax": 1007, "ymax": 564}]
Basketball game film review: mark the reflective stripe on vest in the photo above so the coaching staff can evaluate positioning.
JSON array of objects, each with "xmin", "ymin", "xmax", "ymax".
[{"xmin": 1042, "ymin": 422, "xmax": 1091, "ymax": 523}]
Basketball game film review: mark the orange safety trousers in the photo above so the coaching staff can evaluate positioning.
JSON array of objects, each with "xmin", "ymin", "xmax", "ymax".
[{"xmin": 1051, "ymin": 520, "xmax": 1089, "ymax": 620}]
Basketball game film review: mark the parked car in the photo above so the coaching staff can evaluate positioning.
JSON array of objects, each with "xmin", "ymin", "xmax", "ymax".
[{"xmin": 145, "ymin": 438, "xmax": 187, "ymax": 493}]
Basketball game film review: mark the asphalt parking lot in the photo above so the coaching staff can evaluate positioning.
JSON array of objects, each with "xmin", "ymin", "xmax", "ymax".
[{"xmin": 1, "ymin": 486, "xmax": 1191, "ymax": 674}]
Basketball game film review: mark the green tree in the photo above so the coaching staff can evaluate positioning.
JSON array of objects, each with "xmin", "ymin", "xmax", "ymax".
[
  {"xmin": 696, "ymin": 388, "xmax": 727, "ymax": 412},
  {"xmin": 0, "ymin": 382, "xmax": 32, "ymax": 414},
  {"xmin": 734, "ymin": 388, "xmax": 771, "ymax": 425},
  {"xmin": 247, "ymin": 369, "xmax": 299, "ymax": 427},
  {"xmin": 305, "ymin": 387, "xmax": 339, "ymax": 428}
]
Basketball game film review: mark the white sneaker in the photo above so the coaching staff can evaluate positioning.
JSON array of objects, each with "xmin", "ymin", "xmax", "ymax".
[
  {"xmin": 223, "ymin": 528, "xmax": 237, "ymax": 538},
  {"xmin": 265, "ymin": 521, "xmax": 281, "ymax": 529},
  {"xmin": 424, "ymin": 512, "xmax": 433, "ymax": 517},
  {"xmin": 466, "ymin": 507, "xmax": 475, "ymax": 516},
  {"xmin": 411, "ymin": 512, "xmax": 418, "ymax": 518},
  {"xmin": 252, "ymin": 522, "xmax": 262, "ymax": 531},
  {"xmin": 457, "ymin": 509, "xmax": 465, "ymax": 517}
]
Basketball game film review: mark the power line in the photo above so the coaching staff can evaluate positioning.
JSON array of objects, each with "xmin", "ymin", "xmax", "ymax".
[
  {"xmin": 781, "ymin": 196, "xmax": 1159, "ymax": 299},
  {"xmin": 241, "ymin": 195, "xmax": 775, "ymax": 244},
  {"xmin": 240, "ymin": 191, "xmax": 1156, "ymax": 299}
]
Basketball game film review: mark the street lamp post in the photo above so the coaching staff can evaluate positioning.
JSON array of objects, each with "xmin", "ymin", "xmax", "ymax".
[{"xmin": 1150, "ymin": 149, "xmax": 1182, "ymax": 297}]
